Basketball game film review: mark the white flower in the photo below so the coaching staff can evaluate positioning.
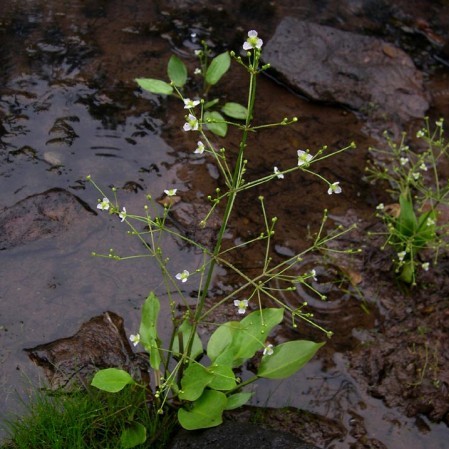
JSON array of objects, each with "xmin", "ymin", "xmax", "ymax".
[
  {"xmin": 194, "ymin": 49, "xmax": 202, "ymax": 56},
  {"xmin": 183, "ymin": 98, "xmax": 200, "ymax": 109},
  {"xmin": 119, "ymin": 207, "xmax": 127, "ymax": 222},
  {"xmin": 427, "ymin": 217, "xmax": 435, "ymax": 226},
  {"xmin": 310, "ymin": 269, "xmax": 317, "ymax": 281},
  {"xmin": 376, "ymin": 203, "xmax": 385, "ymax": 211},
  {"xmin": 243, "ymin": 30, "xmax": 263, "ymax": 51},
  {"xmin": 416, "ymin": 130, "xmax": 425, "ymax": 138},
  {"xmin": 400, "ymin": 157, "xmax": 409, "ymax": 166},
  {"xmin": 436, "ymin": 118, "xmax": 444, "ymax": 128},
  {"xmin": 327, "ymin": 182, "xmax": 342, "ymax": 195},
  {"xmin": 419, "ymin": 163, "xmax": 427, "ymax": 171},
  {"xmin": 97, "ymin": 197, "xmax": 110, "ymax": 211},
  {"xmin": 397, "ymin": 250, "xmax": 406, "ymax": 262},
  {"xmin": 422, "ymin": 262, "xmax": 430, "ymax": 271},
  {"xmin": 164, "ymin": 188, "xmax": 177, "ymax": 196},
  {"xmin": 194, "ymin": 68, "xmax": 202, "ymax": 75},
  {"xmin": 233, "ymin": 299, "xmax": 249, "ymax": 314},
  {"xmin": 129, "ymin": 333, "xmax": 140, "ymax": 347},
  {"xmin": 195, "ymin": 141, "xmax": 205, "ymax": 154},
  {"xmin": 183, "ymin": 114, "xmax": 199, "ymax": 131},
  {"xmin": 412, "ymin": 172, "xmax": 420, "ymax": 180},
  {"xmin": 263, "ymin": 343, "xmax": 274, "ymax": 356},
  {"xmin": 176, "ymin": 270, "xmax": 190, "ymax": 283},
  {"xmin": 274, "ymin": 166, "xmax": 284, "ymax": 179},
  {"xmin": 297, "ymin": 149, "xmax": 313, "ymax": 167}
]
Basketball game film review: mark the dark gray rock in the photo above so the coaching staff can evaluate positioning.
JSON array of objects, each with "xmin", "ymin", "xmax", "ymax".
[
  {"xmin": 25, "ymin": 311, "xmax": 149, "ymax": 389},
  {"xmin": 263, "ymin": 17, "xmax": 429, "ymax": 123},
  {"xmin": 0, "ymin": 188, "xmax": 95, "ymax": 250},
  {"xmin": 168, "ymin": 421, "xmax": 322, "ymax": 449}
]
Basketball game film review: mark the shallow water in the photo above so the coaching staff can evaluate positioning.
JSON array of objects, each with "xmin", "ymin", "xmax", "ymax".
[{"xmin": 1, "ymin": 0, "xmax": 449, "ymax": 447}]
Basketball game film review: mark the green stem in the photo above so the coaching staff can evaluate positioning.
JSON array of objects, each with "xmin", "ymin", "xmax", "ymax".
[{"xmin": 184, "ymin": 51, "xmax": 260, "ymax": 358}]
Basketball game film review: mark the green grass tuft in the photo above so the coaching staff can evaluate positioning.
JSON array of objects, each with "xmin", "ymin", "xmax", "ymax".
[{"xmin": 1, "ymin": 386, "xmax": 177, "ymax": 449}]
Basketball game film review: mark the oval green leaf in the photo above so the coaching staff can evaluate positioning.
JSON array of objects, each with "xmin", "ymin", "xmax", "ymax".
[
  {"xmin": 257, "ymin": 340, "xmax": 324, "ymax": 379},
  {"xmin": 230, "ymin": 308, "xmax": 284, "ymax": 362},
  {"xmin": 167, "ymin": 55, "xmax": 187, "ymax": 87},
  {"xmin": 208, "ymin": 350, "xmax": 236, "ymax": 391},
  {"xmin": 221, "ymin": 102, "xmax": 248, "ymax": 120},
  {"xmin": 179, "ymin": 363, "xmax": 213, "ymax": 401},
  {"xmin": 178, "ymin": 390, "xmax": 227, "ymax": 430},
  {"xmin": 204, "ymin": 111, "xmax": 227, "ymax": 137},
  {"xmin": 91, "ymin": 368, "xmax": 135, "ymax": 393},
  {"xmin": 205, "ymin": 52, "xmax": 230, "ymax": 86},
  {"xmin": 225, "ymin": 392, "xmax": 253, "ymax": 410},
  {"xmin": 120, "ymin": 421, "xmax": 147, "ymax": 448},
  {"xmin": 207, "ymin": 321, "xmax": 240, "ymax": 361},
  {"xmin": 135, "ymin": 78, "xmax": 173, "ymax": 95},
  {"xmin": 139, "ymin": 292, "xmax": 161, "ymax": 370}
]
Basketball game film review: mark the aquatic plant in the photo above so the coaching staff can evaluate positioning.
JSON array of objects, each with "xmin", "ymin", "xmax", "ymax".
[
  {"xmin": 88, "ymin": 30, "xmax": 355, "ymax": 446},
  {"xmin": 366, "ymin": 118, "xmax": 449, "ymax": 285}
]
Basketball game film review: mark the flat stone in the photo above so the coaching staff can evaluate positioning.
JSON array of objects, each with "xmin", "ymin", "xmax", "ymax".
[
  {"xmin": 168, "ymin": 421, "xmax": 322, "ymax": 449},
  {"xmin": 263, "ymin": 17, "xmax": 429, "ymax": 122},
  {"xmin": 0, "ymin": 188, "xmax": 95, "ymax": 250}
]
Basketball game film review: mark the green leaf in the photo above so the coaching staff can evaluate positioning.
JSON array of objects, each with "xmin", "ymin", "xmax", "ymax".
[
  {"xmin": 204, "ymin": 98, "xmax": 219, "ymax": 109},
  {"xmin": 230, "ymin": 308, "xmax": 284, "ymax": 362},
  {"xmin": 257, "ymin": 340, "xmax": 324, "ymax": 379},
  {"xmin": 399, "ymin": 261, "xmax": 415, "ymax": 284},
  {"xmin": 167, "ymin": 55, "xmax": 187, "ymax": 87},
  {"xmin": 225, "ymin": 392, "xmax": 253, "ymax": 410},
  {"xmin": 207, "ymin": 321, "xmax": 239, "ymax": 361},
  {"xmin": 172, "ymin": 320, "xmax": 204, "ymax": 360},
  {"xmin": 91, "ymin": 368, "xmax": 135, "ymax": 393},
  {"xmin": 135, "ymin": 78, "xmax": 173, "ymax": 95},
  {"xmin": 208, "ymin": 350, "xmax": 236, "ymax": 391},
  {"xmin": 415, "ymin": 209, "xmax": 436, "ymax": 248},
  {"xmin": 205, "ymin": 51, "xmax": 231, "ymax": 86},
  {"xmin": 179, "ymin": 363, "xmax": 213, "ymax": 401},
  {"xmin": 204, "ymin": 111, "xmax": 227, "ymax": 137},
  {"xmin": 178, "ymin": 390, "xmax": 227, "ymax": 430},
  {"xmin": 120, "ymin": 421, "xmax": 147, "ymax": 448},
  {"xmin": 221, "ymin": 102, "xmax": 248, "ymax": 120},
  {"xmin": 139, "ymin": 292, "xmax": 161, "ymax": 370},
  {"xmin": 397, "ymin": 194, "xmax": 417, "ymax": 237}
]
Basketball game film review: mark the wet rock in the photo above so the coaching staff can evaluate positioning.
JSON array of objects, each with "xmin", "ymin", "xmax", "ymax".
[
  {"xmin": 0, "ymin": 188, "xmax": 95, "ymax": 250},
  {"xmin": 263, "ymin": 17, "xmax": 429, "ymax": 123},
  {"xmin": 25, "ymin": 311, "xmax": 148, "ymax": 389},
  {"xmin": 168, "ymin": 421, "xmax": 322, "ymax": 449}
]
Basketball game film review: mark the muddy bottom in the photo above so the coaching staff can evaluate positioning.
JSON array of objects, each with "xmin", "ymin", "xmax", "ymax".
[{"xmin": 1, "ymin": 1, "xmax": 449, "ymax": 448}]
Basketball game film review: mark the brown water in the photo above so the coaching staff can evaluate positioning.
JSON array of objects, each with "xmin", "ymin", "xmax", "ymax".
[{"xmin": 1, "ymin": 1, "xmax": 449, "ymax": 447}]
